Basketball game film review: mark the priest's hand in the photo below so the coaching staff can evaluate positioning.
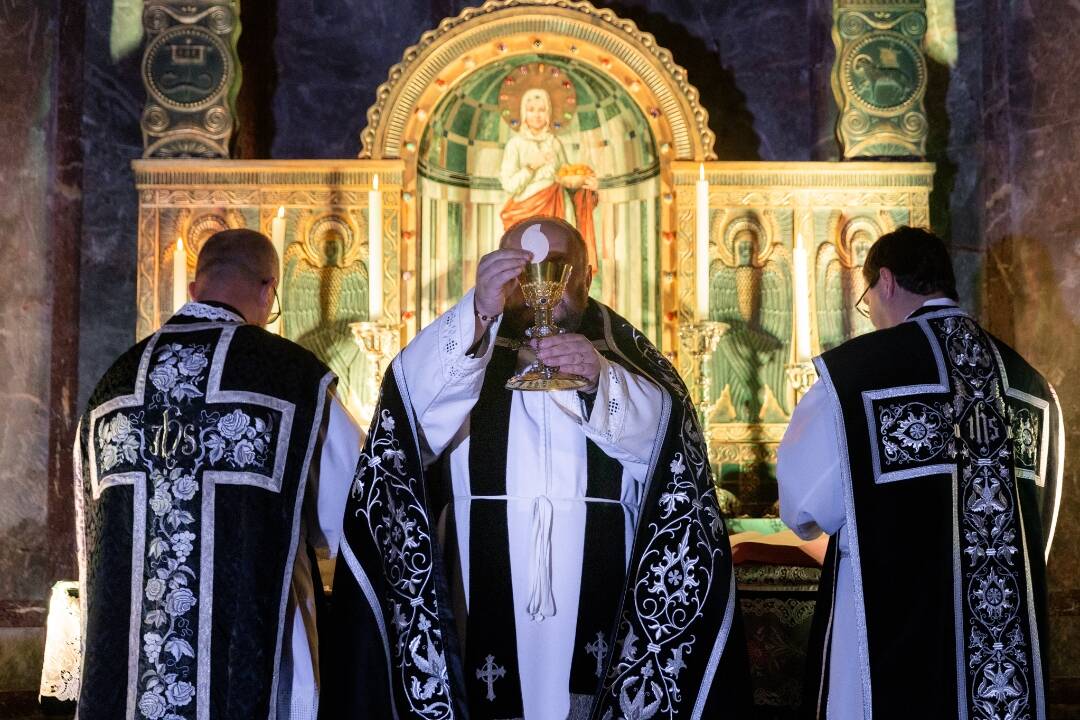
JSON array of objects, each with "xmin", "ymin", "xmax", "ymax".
[
  {"xmin": 534, "ymin": 334, "xmax": 601, "ymax": 391},
  {"xmin": 473, "ymin": 248, "xmax": 532, "ymax": 345}
]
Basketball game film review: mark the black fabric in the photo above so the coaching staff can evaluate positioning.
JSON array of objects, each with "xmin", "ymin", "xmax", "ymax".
[
  {"xmin": 76, "ymin": 314, "xmax": 332, "ymax": 720},
  {"xmin": 813, "ymin": 308, "xmax": 1058, "ymax": 719},
  {"xmin": 464, "ymin": 344, "xmax": 522, "ymax": 717},
  {"xmin": 801, "ymin": 535, "xmax": 838, "ymax": 720},
  {"xmin": 327, "ymin": 299, "xmax": 752, "ymax": 719},
  {"xmin": 567, "ymin": 436, "xmax": 625, "ymax": 696},
  {"xmin": 324, "ymin": 365, "xmax": 470, "ymax": 720}
]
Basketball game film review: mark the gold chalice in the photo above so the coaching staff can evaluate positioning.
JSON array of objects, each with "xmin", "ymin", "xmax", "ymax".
[{"xmin": 505, "ymin": 260, "xmax": 590, "ymax": 391}]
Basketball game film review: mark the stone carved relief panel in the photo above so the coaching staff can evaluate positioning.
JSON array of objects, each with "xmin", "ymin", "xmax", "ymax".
[
  {"xmin": 140, "ymin": 1, "xmax": 242, "ymax": 158},
  {"xmin": 134, "ymin": 159, "xmax": 405, "ymax": 418},
  {"xmin": 674, "ymin": 160, "xmax": 933, "ymax": 514}
]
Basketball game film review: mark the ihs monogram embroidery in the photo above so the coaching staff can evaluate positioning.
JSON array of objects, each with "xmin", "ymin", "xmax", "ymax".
[
  {"xmin": 938, "ymin": 317, "xmax": 1034, "ymax": 719},
  {"xmin": 89, "ymin": 332, "xmax": 290, "ymax": 720}
]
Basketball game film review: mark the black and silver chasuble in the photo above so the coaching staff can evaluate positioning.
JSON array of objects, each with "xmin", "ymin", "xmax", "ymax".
[
  {"xmin": 75, "ymin": 304, "xmax": 335, "ymax": 720},
  {"xmin": 807, "ymin": 306, "xmax": 1063, "ymax": 720},
  {"xmin": 325, "ymin": 300, "xmax": 753, "ymax": 719}
]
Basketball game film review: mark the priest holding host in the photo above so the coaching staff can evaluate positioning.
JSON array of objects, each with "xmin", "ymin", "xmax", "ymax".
[
  {"xmin": 778, "ymin": 227, "xmax": 1063, "ymax": 719},
  {"xmin": 324, "ymin": 216, "xmax": 751, "ymax": 718},
  {"xmin": 73, "ymin": 229, "xmax": 363, "ymax": 719}
]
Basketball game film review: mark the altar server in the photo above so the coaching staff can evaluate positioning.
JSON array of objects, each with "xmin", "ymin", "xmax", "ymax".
[
  {"xmin": 325, "ymin": 217, "xmax": 750, "ymax": 718},
  {"xmin": 778, "ymin": 226, "xmax": 1063, "ymax": 719},
  {"xmin": 74, "ymin": 229, "xmax": 362, "ymax": 719}
]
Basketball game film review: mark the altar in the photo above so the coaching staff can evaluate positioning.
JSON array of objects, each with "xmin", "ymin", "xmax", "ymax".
[{"xmin": 111, "ymin": 1, "xmax": 937, "ymax": 715}]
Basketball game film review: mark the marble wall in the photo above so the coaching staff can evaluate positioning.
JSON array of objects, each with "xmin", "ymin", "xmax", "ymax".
[
  {"xmin": 0, "ymin": 0, "xmax": 58, "ymax": 692},
  {"xmin": 974, "ymin": 2, "xmax": 1080, "ymax": 712}
]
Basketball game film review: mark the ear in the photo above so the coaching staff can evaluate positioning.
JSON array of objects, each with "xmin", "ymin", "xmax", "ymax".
[
  {"xmin": 584, "ymin": 263, "xmax": 594, "ymax": 291},
  {"xmin": 877, "ymin": 267, "xmax": 896, "ymax": 298}
]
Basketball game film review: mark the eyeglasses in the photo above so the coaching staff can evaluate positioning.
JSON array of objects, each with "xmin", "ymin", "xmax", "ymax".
[
  {"xmin": 266, "ymin": 284, "xmax": 282, "ymax": 324},
  {"xmin": 855, "ymin": 276, "xmax": 877, "ymax": 318}
]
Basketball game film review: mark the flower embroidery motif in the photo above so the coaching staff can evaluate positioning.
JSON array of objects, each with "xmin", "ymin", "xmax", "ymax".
[
  {"xmin": 352, "ymin": 406, "xmax": 453, "ymax": 719},
  {"xmin": 99, "ymin": 412, "xmax": 140, "ymax": 471},
  {"xmin": 878, "ymin": 401, "xmax": 952, "ymax": 465},
  {"xmin": 133, "ymin": 338, "xmax": 275, "ymax": 719}
]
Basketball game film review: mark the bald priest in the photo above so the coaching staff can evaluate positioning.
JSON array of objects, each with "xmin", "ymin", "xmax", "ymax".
[{"xmin": 73, "ymin": 229, "xmax": 363, "ymax": 719}]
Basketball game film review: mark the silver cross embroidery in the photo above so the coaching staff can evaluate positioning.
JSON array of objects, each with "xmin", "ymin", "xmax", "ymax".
[
  {"xmin": 476, "ymin": 654, "xmax": 506, "ymax": 701},
  {"xmin": 585, "ymin": 631, "xmax": 609, "ymax": 678},
  {"xmin": 87, "ymin": 325, "xmax": 297, "ymax": 720}
]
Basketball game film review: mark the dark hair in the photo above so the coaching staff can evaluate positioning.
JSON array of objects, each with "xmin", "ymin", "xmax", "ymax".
[{"xmin": 863, "ymin": 226, "xmax": 958, "ymax": 301}]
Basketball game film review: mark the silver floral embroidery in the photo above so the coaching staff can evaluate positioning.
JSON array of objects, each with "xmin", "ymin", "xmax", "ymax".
[
  {"xmin": 98, "ymin": 412, "xmax": 139, "ymax": 471},
  {"xmin": 935, "ymin": 316, "xmax": 1034, "ymax": 720},
  {"xmin": 351, "ymin": 408, "xmax": 453, "ymax": 719},
  {"xmin": 90, "ymin": 336, "xmax": 282, "ymax": 720},
  {"xmin": 877, "ymin": 401, "xmax": 953, "ymax": 465},
  {"xmin": 1011, "ymin": 408, "xmax": 1039, "ymax": 470},
  {"xmin": 594, "ymin": 326, "xmax": 725, "ymax": 718}
]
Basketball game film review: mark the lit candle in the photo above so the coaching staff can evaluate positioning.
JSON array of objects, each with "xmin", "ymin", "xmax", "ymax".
[
  {"xmin": 269, "ymin": 207, "xmax": 286, "ymax": 335},
  {"xmin": 173, "ymin": 237, "xmax": 187, "ymax": 314},
  {"xmin": 368, "ymin": 174, "xmax": 384, "ymax": 322},
  {"xmin": 271, "ymin": 206, "xmax": 286, "ymax": 273},
  {"xmin": 695, "ymin": 163, "xmax": 710, "ymax": 321},
  {"xmin": 793, "ymin": 233, "xmax": 812, "ymax": 361}
]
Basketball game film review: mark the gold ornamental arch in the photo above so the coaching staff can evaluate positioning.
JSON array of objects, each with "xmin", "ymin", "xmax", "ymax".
[
  {"xmin": 357, "ymin": 0, "xmax": 716, "ymax": 163},
  {"xmin": 356, "ymin": 0, "xmax": 717, "ymax": 351}
]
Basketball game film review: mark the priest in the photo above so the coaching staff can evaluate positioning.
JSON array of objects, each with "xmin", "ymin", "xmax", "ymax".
[
  {"xmin": 74, "ymin": 229, "xmax": 362, "ymax": 719},
  {"xmin": 778, "ymin": 226, "xmax": 1063, "ymax": 718},
  {"xmin": 324, "ymin": 217, "xmax": 749, "ymax": 718}
]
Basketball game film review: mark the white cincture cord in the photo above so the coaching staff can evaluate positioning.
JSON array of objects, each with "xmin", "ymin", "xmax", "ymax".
[{"xmin": 527, "ymin": 494, "xmax": 556, "ymax": 622}]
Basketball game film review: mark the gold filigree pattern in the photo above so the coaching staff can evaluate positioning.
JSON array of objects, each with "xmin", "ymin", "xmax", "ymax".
[{"xmin": 358, "ymin": 0, "xmax": 715, "ymax": 163}]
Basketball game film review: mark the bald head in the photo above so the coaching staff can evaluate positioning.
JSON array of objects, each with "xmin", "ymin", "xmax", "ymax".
[
  {"xmin": 501, "ymin": 216, "xmax": 588, "ymax": 272},
  {"xmin": 191, "ymin": 228, "xmax": 279, "ymax": 326}
]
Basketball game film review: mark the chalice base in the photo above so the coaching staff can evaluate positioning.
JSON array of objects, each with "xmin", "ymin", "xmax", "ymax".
[{"xmin": 505, "ymin": 365, "xmax": 589, "ymax": 392}]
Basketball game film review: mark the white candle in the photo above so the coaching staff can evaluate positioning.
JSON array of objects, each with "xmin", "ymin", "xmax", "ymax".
[
  {"xmin": 368, "ymin": 174, "xmax": 384, "ymax": 322},
  {"xmin": 271, "ymin": 206, "xmax": 286, "ymax": 272},
  {"xmin": 173, "ymin": 237, "xmax": 187, "ymax": 314},
  {"xmin": 268, "ymin": 207, "xmax": 286, "ymax": 335},
  {"xmin": 695, "ymin": 163, "xmax": 710, "ymax": 321},
  {"xmin": 793, "ymin": 233, "xmax": 812, "ymax": 361}
]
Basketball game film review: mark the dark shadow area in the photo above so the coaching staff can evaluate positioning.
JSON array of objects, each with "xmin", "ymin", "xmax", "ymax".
[
  {"xmin": 924, "ymin": 56, "xmax": 956, "ymax": 238},
  {"xmin": 600, "ymin": 2, "xmax": 762, "ymax": 160},
  {"xmin": 236, "ymin": 0, "xmax": 279, "ymax": 158}
]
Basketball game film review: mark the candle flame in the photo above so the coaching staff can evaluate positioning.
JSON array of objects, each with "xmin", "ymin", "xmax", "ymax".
[
  {"xmin": 176, "ymin": 236, "xmax": 183, "ymax": 252},
  {"xmin": 373, "ymin": 174, "xmax": 379, "ymax": 191},
  {"xmin": 699, "ymin": 163, "xmax": 704, "ymax": 181},
  {"xmin": 276, "ymin": 206, "xmax": 285, "ymax": 219}
]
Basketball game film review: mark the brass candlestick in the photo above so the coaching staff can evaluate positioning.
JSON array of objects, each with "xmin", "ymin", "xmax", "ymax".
[
  {"xmin": 505, "ymin": 260, "xmax": 589, "ymax": 392},
  {"xmin": 350, "ymin": 319, "xmax": 401, "ymax": 417},
  {"xmin": 785, "ymin": 360, "xmax": 818, "ymax": 404},
  {"xmin": 679, "ymin": 320, "xmax": 728, "ymax": 426}
]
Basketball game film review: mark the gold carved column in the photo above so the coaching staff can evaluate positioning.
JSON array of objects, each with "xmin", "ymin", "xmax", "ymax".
[
  {"xmin": 832, "ymin": 0, "xmax": 928, "ymax": 158},
  {"xmin": 140, "ymin": 1, "xmax": 242, "ymax": 158}
]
